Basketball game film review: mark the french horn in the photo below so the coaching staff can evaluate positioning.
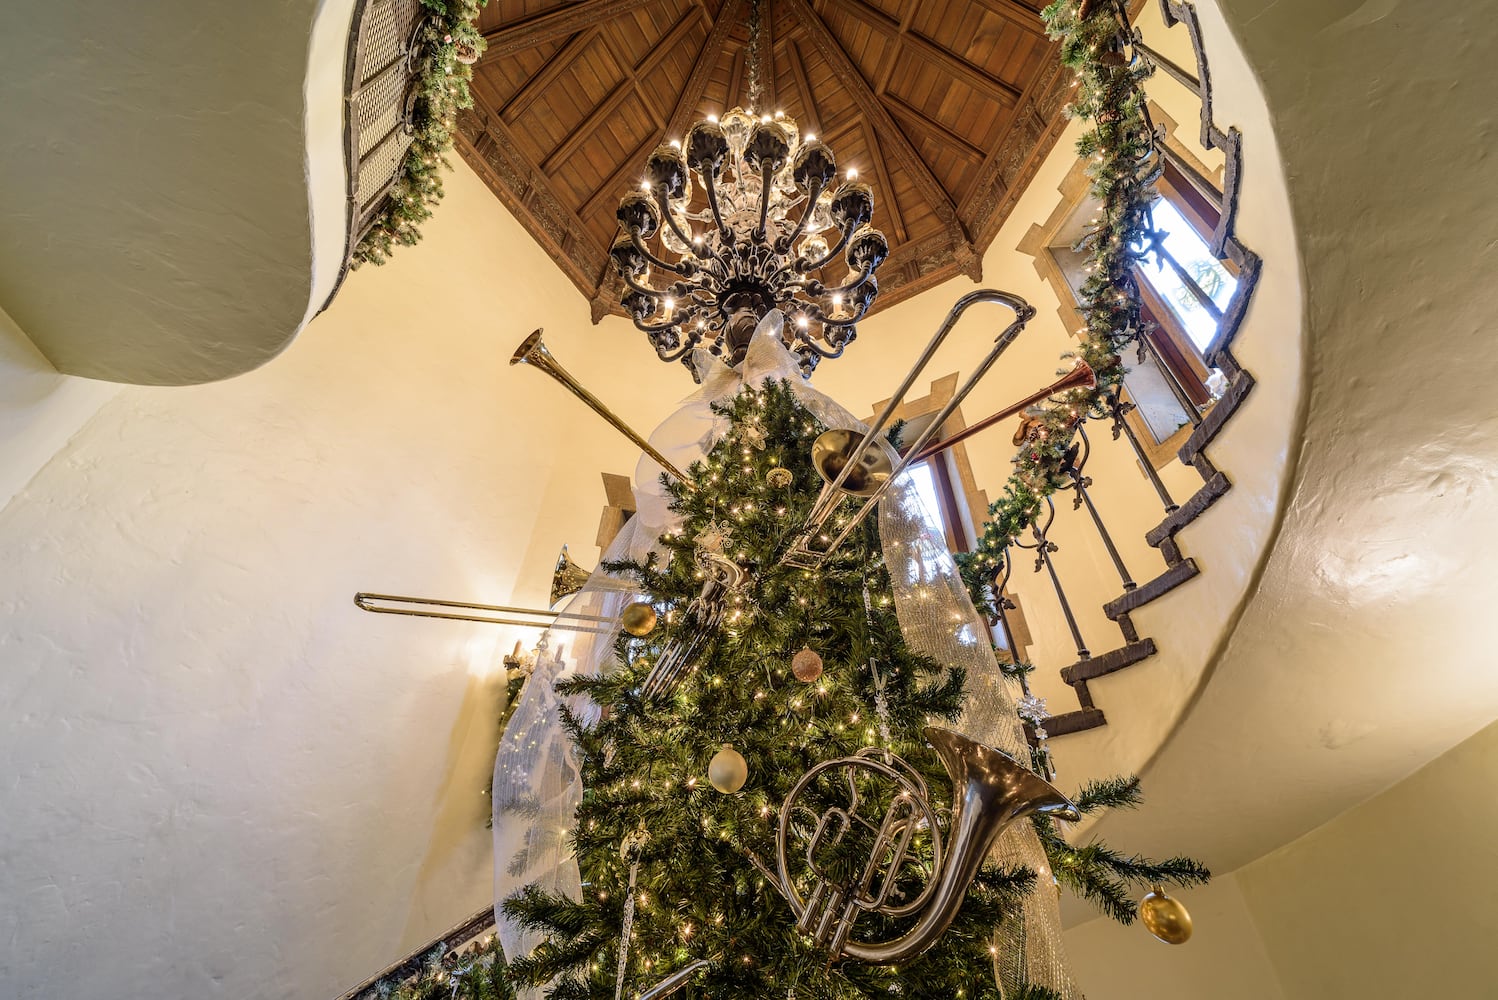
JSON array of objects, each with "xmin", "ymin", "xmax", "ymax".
[{"xmin": 772, "ymin": 726, "xmax": 1079, "ymax": 964}]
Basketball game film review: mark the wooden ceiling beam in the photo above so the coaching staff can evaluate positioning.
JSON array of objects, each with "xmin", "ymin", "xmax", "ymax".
[
  {"xmin": 497, "ymin": 28, "xmax": 599, "ymax": 123},
  {"xmin": 786, "ymin": 38, "xmax": 821, "ymax": 130},
  {"xmin": 883, "ymin": 91, "xmax": 986, "ymax": 163},
  {"xmin": 580, "ymin": 129, "xmax": 661, "ymax": 221},
  {"xmin": 783, "ymin": 0, "xmax": 966, "ymax": 236},
  {"xmin": 542, "ymin": 76, "xmax": 638, "ymax": 172},
  {"xmin": 630, "ymin": 6, "xmax": 711, "ymax": 124},
  {"xmin": 543, "ymin": 6, "xmax": 714, "ymax": 174},
  {"xmin": 481, "ymin": 0, "xmax": 658, "ymax": 61},
  {"xmin": 820, "ymin": 0, "xmax": 1020, "ymax": 107},
  {"xmin": 863, "ymin": 124, "xmax": 907, "ymax": 244},
  {"xmin": 666, "ymin": 0, "xmax": 743, "ymax": 137},
  {"xmin": 968, "ymin": 0, "xmax": 1048, "ymax": 34}
]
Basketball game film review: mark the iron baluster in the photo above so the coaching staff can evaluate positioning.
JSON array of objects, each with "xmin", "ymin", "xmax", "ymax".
[
  {"xmin": 1064, "ymin": 422, "xmax": 1137, "ymax": 591},
  {"xmin": 1106, "ymin": 390, "xmax": 1178, "ymax": 513},
  {"xmin": 1135, "ymin": 328, "xmax": 1204, "ymax": 427},
  {"xmin": 1014, "ymin": 498, "xmax": 1089, "ymax": 662}
]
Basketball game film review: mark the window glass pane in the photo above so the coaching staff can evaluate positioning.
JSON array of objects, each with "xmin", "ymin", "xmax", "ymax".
[
  {"xmin": 902, "ymin": 462, "xmax": 949, "ymax": 542},
  {"xmin": 1140, "ymin": 199, "xmax": 1238, "ymax": 351}
]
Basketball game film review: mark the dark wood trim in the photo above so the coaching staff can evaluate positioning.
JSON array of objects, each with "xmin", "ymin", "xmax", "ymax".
[
  {"xmin": 820, "ymin": 0, "xmax": 1022, "ymax": 107},
  {"xmin": 480, "ymin": 0, "xmax": 657, "ymax": 60},
  {"xmin": 498, "ymin": 28, "xmax": 598, "ymax": 123},
  {"xmin": 784, "ymin": 0, "xmax": 964, "ymax": 235},
  {"xmin": 883, "ymin": 92, "xmax": 987, "ymax": 164}
]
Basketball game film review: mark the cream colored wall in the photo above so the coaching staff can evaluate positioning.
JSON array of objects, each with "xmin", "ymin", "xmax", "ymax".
[
  {"xmin": 0, "ymin": 164, "xmax": 691, "ymax": 1000},
  {"xmin": 1065, "ymin": 873, "xmax": 1285, "ymax": 1000},
  {"xmin": 0, "ymin": 1, "xmax": 351, "ymax": 385},
  {"xmin": 1235, "ymin": 716, "xmax": 1498, "ymax": 998},
  {"xmin": 0, "ymin": 306, "xmax": 117, "ymax": 510}
]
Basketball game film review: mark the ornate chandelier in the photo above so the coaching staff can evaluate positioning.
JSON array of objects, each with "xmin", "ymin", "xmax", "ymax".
[{"xmin": 609, "ymin": 2, "xmax": 887, "ymax": 379}]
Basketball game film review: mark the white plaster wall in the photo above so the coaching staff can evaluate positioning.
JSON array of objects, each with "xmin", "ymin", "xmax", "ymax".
[
  {"xmin": 0, "ymin": 1, "xmax": 336, "ymax": 384},
  {"xmin": 1065, "ymin": 873, "xmax": 1285, "ymax": 1000},
  {"xmin": 0, "ymin": 164, "xmax": 691, "ymax": 1000},
  {"xmin": 0, "ymin": 306, "xmax": 117, "ymax": 511},
  {"xmin": 1235, "ymin": 716, "xmax": 1498, "ymax": 998}
]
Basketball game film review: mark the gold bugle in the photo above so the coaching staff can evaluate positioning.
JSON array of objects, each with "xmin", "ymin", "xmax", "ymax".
[
  {"xmin": 511, "ymin": 329, "xmax": 696, "ymax": 490},
  {"xmin": 909, "ymin": 359, "xmax": 1096, "ymax": 463}
]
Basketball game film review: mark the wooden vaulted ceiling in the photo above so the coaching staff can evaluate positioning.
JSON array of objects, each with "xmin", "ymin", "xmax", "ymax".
[{"xmin": 455, "ymin": 0, "xmax": 1072, "ymax": 322}]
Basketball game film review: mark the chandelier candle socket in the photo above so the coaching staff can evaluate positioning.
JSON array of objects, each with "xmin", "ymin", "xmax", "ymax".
[{"xmin": 612, "ymin": 105, "xmax": 886, "ymax": 379}]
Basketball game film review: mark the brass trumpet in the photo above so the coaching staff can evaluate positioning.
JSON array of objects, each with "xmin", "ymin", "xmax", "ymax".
[
  {"xmin": 511, "ymin": 329, "xmax": 696, "ymax": 490},
  {"xmin": 774, "ymin": 727, "xmax": 1079, "ymax": 964},
  {"xmin": 908, "ymin": 358, "xmax": 1096, "ymax": 464},
  {"xmin": 785, "ymin": 289, "xmax": 1037, "ymax": 567}
]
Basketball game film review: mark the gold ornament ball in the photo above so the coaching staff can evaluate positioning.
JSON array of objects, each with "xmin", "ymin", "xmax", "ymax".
[
  {"xmin": 708, "ymin": 744, "xmax": 748, "ymax": 793},
  {"xmin": 791, "ymin": 646, "xmax": 824, "ymax": 682},
  {"xmin": 767, "ymin": 467, "xmax": 793, "ymax": 488},
  {"xmin": 620, "ymin": 601, "xmax": 658, "ymax": 637},
  {"xmin": 1139, "ymin": 887, "xmax": 1193, "ymax": 945}
]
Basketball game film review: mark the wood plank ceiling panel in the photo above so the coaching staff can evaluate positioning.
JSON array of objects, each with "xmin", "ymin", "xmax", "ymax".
[{"xmin": 456, "ymin": 0, "xmax": 1074, "ymax": 320}]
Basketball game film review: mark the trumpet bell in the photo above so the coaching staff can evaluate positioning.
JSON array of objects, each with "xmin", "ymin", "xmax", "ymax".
[
  {"xmin": 549, "ymin": 545, "xmax": 592, "ymax": 607},
  {"xmin": 811, "ymin": 428, "xmax": 899, "ymax": 496}
]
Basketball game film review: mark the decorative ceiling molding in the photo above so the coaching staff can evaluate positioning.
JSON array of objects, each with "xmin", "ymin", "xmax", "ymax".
[{"xmin": 463, "ymin": 0, "xmax": 1075, "ymax": 322}]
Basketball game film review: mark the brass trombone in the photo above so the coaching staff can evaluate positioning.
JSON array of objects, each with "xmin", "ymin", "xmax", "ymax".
[
  {"xmin": 353, "ymin": 592, "xmax": 620, "ymax": 634},
  {"xmin": 511, "ymin": 329, "xmax": 696, "ymax": 490},
  {"xmin": 785, "ymin": 289, "xmax": 1038, "ymax": 567}
]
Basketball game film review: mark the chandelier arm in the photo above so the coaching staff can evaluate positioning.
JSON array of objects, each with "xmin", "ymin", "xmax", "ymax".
[
  {"xmin": 702, "ymin": 171, "xmax": 733, "ymax": 243},
  {"xmin": 620, "ymin": 270, "xmax": 671, "ymax": 300},
  {"xmin": 654, "ymin": 190, "xmax": 706, "ymax": 258},
  {"xmin": 792, "ymin": 333, "xmax": 848, "ymax": 361},
  {"xmin": 817, "ymin": 262, "xmax": 879, "ymax": 299},
  {"xmin": 632, "ymin": 315, "xmax": 683, "ymax": 336},
  {"xmin": 754, "ymin": 163, "xmax": 776, "ymax": 242},
  {"xmin": 628, "ymin": 229, "xmax": 694, "ymax": 276},
  {"xmin": 650, "ymin": 330, "xmax": 703, "ymax": 364},
  {"xmin": 778, "ymin": 177, "xmax": 827, "ymax": 250},
  {"xmin": 815, "ymin": 296, "xmax": 874, "ymax": 329},
  {"xmin": 800, "ymin": 227, "xmax": 852, "ymax": 272}
]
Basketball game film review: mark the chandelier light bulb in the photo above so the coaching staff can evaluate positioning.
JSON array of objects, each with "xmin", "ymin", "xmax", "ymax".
[{"xmin": 612, "ymin": 97, "xmax": 884, "ymax": 379}]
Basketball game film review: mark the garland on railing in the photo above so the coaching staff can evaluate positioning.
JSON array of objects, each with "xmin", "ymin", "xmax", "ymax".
[
  {"xmin": 367, "ymin": 938, "xmax": 511, "ymax": 1000},
  {"xmin": 957, "ymin": 0, "xmax": 1161, "ymax": 599},
  {"xmin": 352, "ymin": 0, "xmax": 488, "ymax": 267}
]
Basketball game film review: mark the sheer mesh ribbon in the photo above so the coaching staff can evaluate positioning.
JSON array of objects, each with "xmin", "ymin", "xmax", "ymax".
[{"xmin": 492, "ymin": 312, "xmax": 1076, "ymax": 998}]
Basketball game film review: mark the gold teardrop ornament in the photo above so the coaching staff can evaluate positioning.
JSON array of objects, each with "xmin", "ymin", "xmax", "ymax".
[{"xmin": 1139, "ymin": 886, "xmax": 1193, "ymax": 944}]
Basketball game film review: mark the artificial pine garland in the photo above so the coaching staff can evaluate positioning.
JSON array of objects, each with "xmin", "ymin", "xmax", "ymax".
[
  {"xmin": 352, "ymin": 0, "xmax": 487, "ymax": 267},
  {"xmin": 958, "ymin": 0, "xmax": 1163, "ymax": 598}
]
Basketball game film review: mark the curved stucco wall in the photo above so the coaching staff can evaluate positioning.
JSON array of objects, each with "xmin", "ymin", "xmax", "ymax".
[
  {"xmin": 0, "ymin": 0, "xmax": 352, "ymax": 385},
  {"xmin": 1088, "ymin": 0, "xmax": 1498, "ymax": 882},
  {"xmin": 0, "ymin": 165, "xmax": 696, "ymax": 1000}
]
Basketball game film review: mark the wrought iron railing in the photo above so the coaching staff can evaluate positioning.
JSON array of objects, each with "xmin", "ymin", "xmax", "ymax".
[{"xmin": 996, "ymin": 0, "xmax": 1263, "ymax": 739}]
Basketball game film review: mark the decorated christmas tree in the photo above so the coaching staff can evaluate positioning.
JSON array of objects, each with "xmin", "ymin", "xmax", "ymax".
[{"xmin": 488, "ymin": 324, "xmax": 1206, "ymax": 1000}]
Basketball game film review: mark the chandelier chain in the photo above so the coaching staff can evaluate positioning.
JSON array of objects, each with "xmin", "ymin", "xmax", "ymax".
[{"xmin": 746, "ymin": 0, "xmax": 762, "ymax": 112}]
